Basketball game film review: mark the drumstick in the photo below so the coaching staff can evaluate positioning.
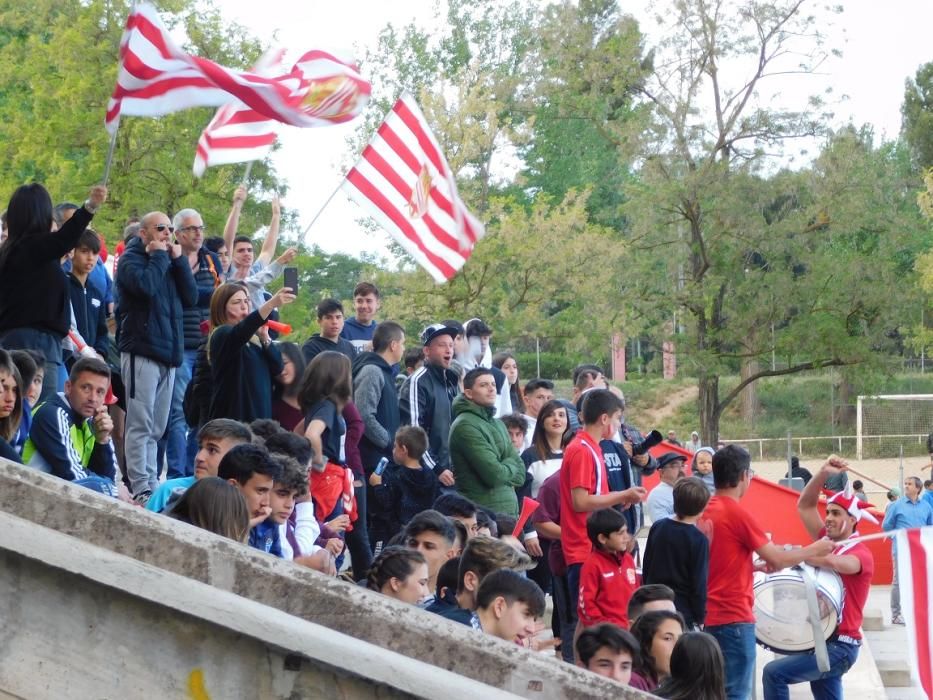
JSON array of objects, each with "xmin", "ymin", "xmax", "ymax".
[
  {"xmin": 841, "ymin": 465, "xmax": 891, "ymax": 493},
  {"xmin": 844, "ymin": 531, "xmax": 894, "ymax": 545}
]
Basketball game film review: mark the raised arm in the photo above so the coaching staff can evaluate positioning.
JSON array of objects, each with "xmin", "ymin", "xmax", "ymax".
[
  {"xmin": 257, "ymin": 194, "xmax": 280, "ymax": 267},
  {"xmin": 222, "ymin": 186, "xmax": 247, "ymax": 258},
  {"xmin": 797, "ymin": 455, "xmax": 848, "ymax": 540}
]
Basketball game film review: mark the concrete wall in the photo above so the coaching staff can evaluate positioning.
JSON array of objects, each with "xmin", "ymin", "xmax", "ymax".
[
  {"xmin": 0, "ymin": 460, "xmax": 654, "ymax": 699},
  {"xmin": 0, "ymin": 510, "xmax": 519, "ymax": 700}
]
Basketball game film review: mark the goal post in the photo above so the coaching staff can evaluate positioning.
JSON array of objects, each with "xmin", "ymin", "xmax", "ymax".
[{"xmin": 856, "ymin": 394, "xmax": 933, "ymax": 460}]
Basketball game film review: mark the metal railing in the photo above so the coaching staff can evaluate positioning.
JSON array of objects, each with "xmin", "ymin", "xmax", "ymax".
[{"xmin": 723, "ymin": 433, "xmax": 930, "ymax": 460}]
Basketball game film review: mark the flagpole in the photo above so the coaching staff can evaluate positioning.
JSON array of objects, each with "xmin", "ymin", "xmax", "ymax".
[
  {"xmin": 240, "ymin": 161, "xmax": 253, "ymax": 186},
  {"xmin": 842, "ymin": 465, "xmax": 892, "ymax": 493},
  {"xmin": 101, "ymin": 129, "xmax": 119, "ymax": 186},
  {"xmin": 302, "ymin": 180, "xmax": 343, "ymax": 238}
]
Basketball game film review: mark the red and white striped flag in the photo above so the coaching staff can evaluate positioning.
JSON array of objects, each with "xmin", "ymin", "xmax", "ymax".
[
  {"xmin": 192, "ymin": 48, "xmax": 285, "ymax": 177},
  {"xmin": 896, "ymin": 526, "xmax": 933, "ymax": 699},
  {"xmin": 107, "ymin": 3, "xmax": 370, "ymax": 134},
  {"xmin": 341, "ymin": 93, "xmax": 485, "ymax": 283},
  {"xmin": 193, "ymin": 49, "xmax": 369, "ymax": 176}
]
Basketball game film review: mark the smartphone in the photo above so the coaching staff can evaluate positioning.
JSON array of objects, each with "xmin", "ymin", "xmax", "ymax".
[
  {"xmin": 283, "ymin": 267, "xmax": 298, "ymax": 293},
  {"xmin": 374, "ymin": 457, "xmax": 390, "ymax": 476}
]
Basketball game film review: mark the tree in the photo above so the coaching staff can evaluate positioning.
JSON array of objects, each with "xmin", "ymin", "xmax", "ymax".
[
  {"xmin": 902, "ymin": 62, "xmax": 933, "ymax": 172},
  {"xmin": 610, "ymin": 1, "xmax": 933, "ymax": 443},
  {"xmin": 0, "ymin": 0, "xmax": 286, "ymax": 247}
]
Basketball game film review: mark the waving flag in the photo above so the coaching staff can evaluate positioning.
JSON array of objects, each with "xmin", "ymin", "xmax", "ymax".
[
  {"xmin": 107, "ymin": 3, "xmax": 370, "ymax": 134},
  {"xmin": 193, "ymin": 49, "xmax": 369, "ymax": 176},
  {"xmin": 341, "ymin": 93, "xmax": 485, "ymax": 283},
  {"xmin": 896, "ymin": 526, "xmax": 933, "ymax": 699}
]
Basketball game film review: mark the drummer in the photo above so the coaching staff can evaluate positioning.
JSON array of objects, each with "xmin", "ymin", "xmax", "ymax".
[
  {"xmin": 762, "ymin": 455, "xmax": 875, "ymax": 699},
  {"xmin": 701, "ymin": 445, "xmax": 835, "ymax": 700}
]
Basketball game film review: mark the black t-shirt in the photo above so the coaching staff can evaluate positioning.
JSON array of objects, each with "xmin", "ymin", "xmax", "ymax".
[{"xmin": 306, "ymin": 399, "xmax": 345, "ymax": 464}]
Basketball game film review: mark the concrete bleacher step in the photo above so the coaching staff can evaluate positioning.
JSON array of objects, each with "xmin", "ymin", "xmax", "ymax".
[
  {"xmin": 862, "ymin": 607, "xmax": 884, "ymax": 631},
  {"xmin": 877, "ymin": 660, "xmax": 914, "ymax": 687}
]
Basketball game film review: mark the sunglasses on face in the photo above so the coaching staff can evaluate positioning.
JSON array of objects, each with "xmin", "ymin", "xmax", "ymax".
[
  {"xmin": 178, "ymin": 225, "xmax": 205, "ymax": 234},
  {"xmin": 154, "ymin": 224, "xmax": 175, "ymax": 233}
]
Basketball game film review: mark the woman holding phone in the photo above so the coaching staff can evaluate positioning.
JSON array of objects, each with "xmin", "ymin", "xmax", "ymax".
[{"xmin": 206, "ymin": 281, "xmax": 295, "ymax": 423}]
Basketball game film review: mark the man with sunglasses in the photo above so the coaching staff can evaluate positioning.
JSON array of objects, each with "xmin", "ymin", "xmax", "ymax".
[{"xmin": 115, "ymin": 211, "xmax": 197, "ymax": 505}]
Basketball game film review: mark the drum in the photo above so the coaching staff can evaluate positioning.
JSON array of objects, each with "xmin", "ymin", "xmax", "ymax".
[{"xmin": 753, "ymin": 564, "xmax": 843, "ymax": 654}]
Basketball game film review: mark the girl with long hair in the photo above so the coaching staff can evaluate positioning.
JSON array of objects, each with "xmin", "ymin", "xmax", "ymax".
[
  {"xmin": 0, "ymin": 184, "xmax": 106, "ymax": 399},
  {"xmin": 655, "ymin": 632, "xmax": 726, "ymax": 700},
  {"xmin": 520, "ymin": 399, "xmax": 572, "ymax": 498},
  {"xmin": 207, "ymin": 282, "xmax": 295, "ymax": 423},
  {"xmin": 365, "ymin": 546, "xmax": 429, "ymax": 605},
  {"xmin": 492, "ymin": 351, "xmax": 523, "ymax": 413},
  {"xmin": 630, "ymin": 610, "xmax": 686, "ymax": 691},
  {"xmin": 168, "ymin": 476, "xmax": 251, "ymax": 543},
  {"xmin": 271, "ymin": 341, "xmax": 306, "ymax": 431},
  {"xmin": 0, "ymin": 349, "xmax": 24, "ymax": 462}
]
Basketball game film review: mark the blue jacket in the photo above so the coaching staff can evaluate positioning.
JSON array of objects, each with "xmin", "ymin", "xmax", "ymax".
[
  {"xmin": 67, "ymin": 272, "xmax": 109, "ymax": 358},
  {"xmin": 115, "ymin": 236, "xmax": 197, "ymax": 367},
  {"xmin": 249, "ymin": 519, "xmax": 283, "ymax": 557}
]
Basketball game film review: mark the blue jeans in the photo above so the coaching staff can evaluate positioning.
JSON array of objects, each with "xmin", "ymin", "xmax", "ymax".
[
  {"xmin": 0, "ymin": 327, "xmax": 62, "ymax": 402},
  {"xmin": 762, "ymin": 641, "xmax": 859, "ymax": 700},
  {"xmin": 551, "ymin": 572, "xmax": 576, "ymax": 663},
  {"xmin": 162, "ymin": 349, "xmax": 196, "ymax": 480},
  {"xmin": 707, "ymin": 623, "xmax": 757, "ymax": 700}
]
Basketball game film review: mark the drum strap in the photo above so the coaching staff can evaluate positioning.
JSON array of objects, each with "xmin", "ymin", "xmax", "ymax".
[{"xmin": 798, "ymin": 566, "xmax": 831, "ymax": 672}]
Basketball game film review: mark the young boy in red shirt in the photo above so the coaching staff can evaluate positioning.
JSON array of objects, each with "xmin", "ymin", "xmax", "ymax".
[
  {"xmin": 578, "ymin": 508, "xmax": 639, "ymax": 629},
  {"xmin": 559, "ymin": 390, "xmax": 646, "ymax": 641}
]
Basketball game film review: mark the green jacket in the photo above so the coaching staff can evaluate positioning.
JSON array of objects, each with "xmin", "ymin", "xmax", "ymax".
[{"xmin": 449, "ymin": 394, "xmax": 526, "ymax": 517}]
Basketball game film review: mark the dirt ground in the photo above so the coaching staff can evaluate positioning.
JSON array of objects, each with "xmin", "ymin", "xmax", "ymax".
[{"xmin": 751, "ymin": 455, "xmax": 931, "ymax": 505}]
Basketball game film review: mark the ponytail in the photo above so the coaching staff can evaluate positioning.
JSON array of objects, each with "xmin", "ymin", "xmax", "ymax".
[{"xmin": 365, "ymin": 546, "xmax": 426, "ymax": 593}]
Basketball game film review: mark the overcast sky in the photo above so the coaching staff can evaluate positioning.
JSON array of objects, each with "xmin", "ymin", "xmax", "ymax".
[{"xmin": 220, "ymin": 0, "xmax": 933, "ymax": 260}]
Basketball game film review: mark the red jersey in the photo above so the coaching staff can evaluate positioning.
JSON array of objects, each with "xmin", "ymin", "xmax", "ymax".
[
  {"xmin": 701, "ymin": 494, "xmax": 768, "ymax": 625},
  {"xmin": 560, "ymin": 430, "xmax": 609, "ymax": 565},
  {"xmin": 577, "ymin": 547, "xmax": 639, "ymax": 628},
  {"xmin": 829, "ymin": 535, "xmax": 874, "ymax": 640}
]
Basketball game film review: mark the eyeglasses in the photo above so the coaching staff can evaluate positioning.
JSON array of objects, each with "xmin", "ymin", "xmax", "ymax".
[
  {"xmin": 178, "ymin": 225, "xmax": 205, "ymax": 234},
  {"xmin": 154, "ymin": 224, "xmax": 175, "ymax": 233}
]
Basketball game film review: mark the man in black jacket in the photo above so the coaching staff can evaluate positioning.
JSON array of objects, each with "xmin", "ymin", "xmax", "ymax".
[
  {"xmin": 116, "ymin": 211, "xmax": 197, "ymax": 504},
  {"xmin": 399, "ymin": 324, "xmax": 460, "ymax": 487}
]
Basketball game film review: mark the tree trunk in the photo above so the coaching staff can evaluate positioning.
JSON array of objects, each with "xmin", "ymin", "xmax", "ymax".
[
  {"xmin": 699, "ymin": 374, "xmax": 720, "ymax": 446},
  {"xmin": 740, "ymin": 358, "xmax": 760, "ymax": 424}
]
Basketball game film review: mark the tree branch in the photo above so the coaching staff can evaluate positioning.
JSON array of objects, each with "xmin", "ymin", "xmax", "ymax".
[{"xmin": 717, "ymin": 356, "xmax": 856, "ymax": 412}]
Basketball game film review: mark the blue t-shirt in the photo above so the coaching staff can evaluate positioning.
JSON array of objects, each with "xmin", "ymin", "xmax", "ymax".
[{"xmin": 147, "ymin": 476, "xmax": 196, "ymax": 513}]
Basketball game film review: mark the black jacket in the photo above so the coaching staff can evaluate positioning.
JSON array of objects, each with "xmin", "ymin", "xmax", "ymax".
[
  {"xmin": 0, "ymin": 206, "xmax": 93, "ymax": 337},
  {"xmin": 115, "ymin": 237, "xmax": 197, "ymax": 367},
  {"xmin": 301, "ymin": 334, "xmax": 357, "ymax": 363},
  {"xmin": 352, "ymin": 351, "xmax": 400, "ymax": 473},
  {"xmin": 398, "ymin": 362, "xmax": 460, "ymax": 476}
]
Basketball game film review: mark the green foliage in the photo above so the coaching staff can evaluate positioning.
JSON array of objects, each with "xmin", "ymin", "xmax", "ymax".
[
  {"xmin": 902, "ymin": 62, "xmax": 933, "ymax": 171},
  {"xmin": 0, "ymin": 0, "xmax": 283, "ymax": 248}
]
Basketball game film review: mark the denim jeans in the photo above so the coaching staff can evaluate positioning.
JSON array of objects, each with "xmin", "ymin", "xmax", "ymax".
[
  {"xmin": 551, "ymin": 572, "xmax": 576, "ymax": 663},
  {"xmin": 0, "ymin": 327, "xmax": 62, "ymax": 402},
  {"xmin": 707, "ymin": 622, "xmax": 757, "ymax": 700},
  {"xmin": 762, "ymin": 640, "xmax": 859, "ymax": 700},
  {"xmin": 162, "ymin": 349, "xmax": 196, "ymax": 480}
]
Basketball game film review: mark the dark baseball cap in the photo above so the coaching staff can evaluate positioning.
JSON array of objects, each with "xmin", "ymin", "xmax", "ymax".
[
  {"xmin": 657, "ymin": 452, "xmax": 686, "ymax": 469},
  {"xmin": 420, "ymin": 323, "xmax": 458, "ymax": 346}
]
